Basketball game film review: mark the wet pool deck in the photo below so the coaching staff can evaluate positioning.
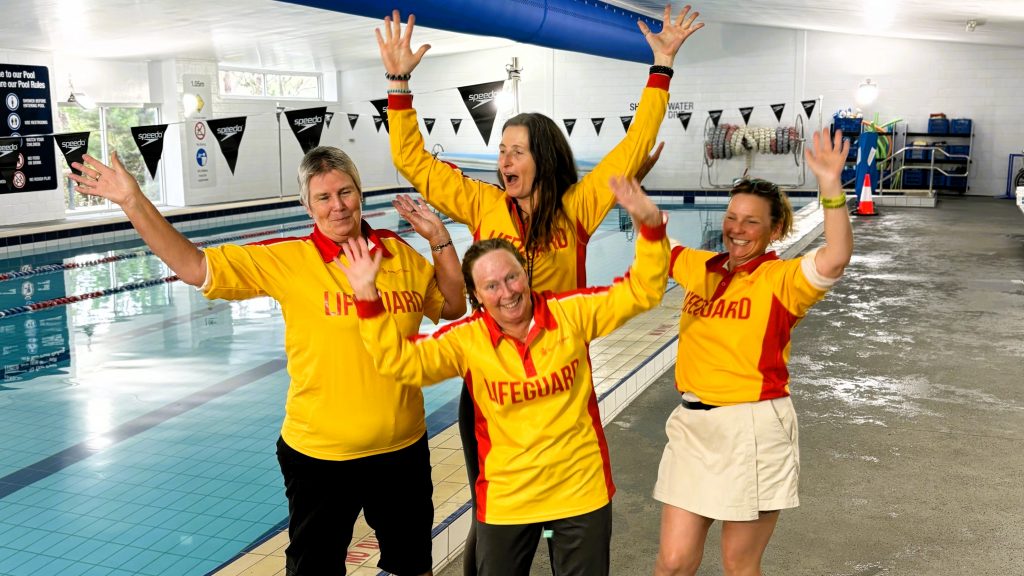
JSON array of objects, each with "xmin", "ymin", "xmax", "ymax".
[{"xmin": 438, "ymin": 195, "xmax": 1024, "ymax": 575}]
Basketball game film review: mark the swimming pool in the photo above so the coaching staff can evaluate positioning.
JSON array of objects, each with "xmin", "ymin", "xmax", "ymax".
[{"xmin": 0, "ymin": 197, "xmax": 808, "ymax": 576}]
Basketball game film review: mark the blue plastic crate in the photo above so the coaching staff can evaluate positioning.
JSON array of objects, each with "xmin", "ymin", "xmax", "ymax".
[
  {"xmin": 841, "ymin": 167, "xmax": 857, "ymax": 185},
  {"xmin": 946, "ymin": 144, "xmax": 970, "ymax": 157},
  {"xmin": 906, "ymin": 148, "xmax": 932, "ymax": 161},
  {"xmin": 950, "ymin": 118, "xmax": 973, "ymax": 134},
  {"xmin": 903, "ymin": 169, "xmax": 927, "ymax": 187},
  {"xmin": 928, "ymin": 118, "xmax": 950, "ymax": 134}
]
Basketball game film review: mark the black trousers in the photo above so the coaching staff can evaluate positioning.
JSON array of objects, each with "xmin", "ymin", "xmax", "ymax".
[{"xmin": 459, "ymin": 383, "xmax": 480, "ymax": 576}]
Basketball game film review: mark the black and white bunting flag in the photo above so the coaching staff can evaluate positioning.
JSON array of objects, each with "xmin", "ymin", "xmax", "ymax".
[
  {"xmin": 424, "ymin": 118, "xmax": 436, "ymax": 135},
  {"xmin": 620, "ymin": 116, "xmax": 633, "ymax": 132},
  {"xmin": 591, "ymin": 118, "xmax": 605, "ymax": 135},
  {"xmin": 770, "ymin": 103, "xmax": 786, "ymax": 123},
  {"xmin": 284, "ymin": 107, "xmax": 327, "ymax": 153},
  {"xmin": 372, "ymin": 116, "xmax": 383, "ymax": 132},
  {"xmin": 130, "ymin": 125, "xmax": 168, "ymax": 178},
  {"xmin": 0, "ymin": 137, "xmax": 22, "ymax": 193},
  {"xmin": 739, "ymin": 107, "xmax": 754, "ymax": 125},
  {"xmin": 347, "ymin": 113, "xmax": 359, "ymax": 130},
  {"xmin": 457, "ymin": 80, "xmax": 505, "ymax": 145},
  {"xmin": 678, "ymin": 113, "xmax": 692, "ymax": 131},
  {"xmin": 708, "ymin": 110, "xmax": 723, "ymax": 128},
  {"xmin": 325, "ymin": 111, "xmax": 335, "ymax": 129},
  {"xmin": 53, "ymin": 132, "xmax": 91, "ymax": 175},
  {"xmin": 801, "ymin": 99, "xmax": 817, "ymax": 119},
  {"xmin": 563, "ymin": 119, "xmax": 576, "ymax": 136},
  {"xmin": 205, "ymin": 117, "xmax": 247, "ymax": 174},
  {"xmin": 451, "ymin": 118, "xmax": 463, "ymax": 134},
  {"xmin": 370, "ymin": 99, "xmax": 390, "ymax": 133}
]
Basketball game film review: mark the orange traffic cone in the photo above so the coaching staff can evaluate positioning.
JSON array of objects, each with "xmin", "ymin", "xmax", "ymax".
[{"xmin": 855, "ymin": 173, "xmax": 878, "ymax": 216}]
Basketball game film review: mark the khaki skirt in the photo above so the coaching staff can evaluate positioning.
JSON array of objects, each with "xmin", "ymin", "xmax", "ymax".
[{"xmin": 653, "ymin": 395, "xmax": 800, "ymax": 521}]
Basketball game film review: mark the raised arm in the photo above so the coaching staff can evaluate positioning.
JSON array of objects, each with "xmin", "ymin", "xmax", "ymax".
[
  {"xmin": 639, "ymin": 4, "xmax": 705, "ymax": 68},
  {"xmin": 336, "ymin": 237, "xmax": 462, "ymax": 386},
  {"xmin": 69, "ymin": 152, "xmax": 206, "ymax": 286},
  {"xmin": 805, "ymin": 128, "xmax": 854, "ymax": 279},
  {"xmin": 392, "ymin": 194, "xmax": 466, "ymax": 319}
]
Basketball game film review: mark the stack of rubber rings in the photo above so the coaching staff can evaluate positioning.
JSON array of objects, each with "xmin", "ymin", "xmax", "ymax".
[{"xmin": 705, "ymin": 124, "xmax": 800, "ymax": 161}]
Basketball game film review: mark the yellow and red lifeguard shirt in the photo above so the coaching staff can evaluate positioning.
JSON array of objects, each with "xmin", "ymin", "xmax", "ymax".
[
  {"xmin": 669, "ymin": 246, "xmax": 839, "ymax": 406},
  {"xmin": 387, "ymin": 73, "xmax": 670, "ymax": 293},
  {"xmin": 355, "ymin": 222, "xmax": 669, "ymax": 524},
  {"xmin": 202, "ymin": 221, "xmax": 445, "ymax": 461}
]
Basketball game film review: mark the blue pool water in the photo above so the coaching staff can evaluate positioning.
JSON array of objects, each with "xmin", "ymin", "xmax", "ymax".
[{"xmin": 0, "ymin": 198, "xmax": 805, "ymax": 576}]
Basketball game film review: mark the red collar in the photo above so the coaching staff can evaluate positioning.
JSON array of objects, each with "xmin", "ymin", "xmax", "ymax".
[
  {"xmin": 481, "ymin": 291, "xmax": 559, "ymax": 348},
  {"xmin": 309, "ymin": 220, "xmax": 393, "ymax": 263},
  {"xmin": 705, "ymin": 250, "xmax": 779, "ymax": 276}
]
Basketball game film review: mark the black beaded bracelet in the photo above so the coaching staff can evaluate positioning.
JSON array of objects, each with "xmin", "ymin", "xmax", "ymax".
[
  {"xmin": 385, "ymin": 72, "xmax": 411, "ymax": 81},
  {"xmin": 649, "ymin": 65, "xmax": 674, "ymax": 78}
]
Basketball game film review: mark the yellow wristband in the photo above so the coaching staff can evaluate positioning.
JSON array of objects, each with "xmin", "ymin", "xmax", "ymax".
[{"xmin": 819, "ymin": 195, "xmax": 848, "ymax": 209}]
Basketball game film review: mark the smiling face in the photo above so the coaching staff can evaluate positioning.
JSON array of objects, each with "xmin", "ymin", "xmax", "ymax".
[
  {"xmin": 305, "ymin": 169, "xmax": 362, "ymax": 243},
  {"xmin": 498, "ymin": 125, "xmax": 537, "ymax": 209},
  {"xmin": 722, "ymin": 193, "xmax": 781, "ymax": 268},
  {"xmin": 470, "ymin": 248, "xmax": 533, "ymax": 330}
]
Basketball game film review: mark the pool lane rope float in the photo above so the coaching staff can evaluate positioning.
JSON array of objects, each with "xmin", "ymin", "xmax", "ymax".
[{"xmin": 0, "ymin": 275, "xmax": 180, "ymax": 319}]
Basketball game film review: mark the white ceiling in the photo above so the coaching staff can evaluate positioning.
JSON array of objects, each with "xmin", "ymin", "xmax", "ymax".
[{"xmin": 1, "ymin": 0, "xmax": 1022, "ymax": 72}]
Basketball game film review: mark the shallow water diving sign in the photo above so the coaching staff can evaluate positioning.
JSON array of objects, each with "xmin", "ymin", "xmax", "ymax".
[
  {"xmin": 184, "ymin": 74, "xmax": 215, "ymax": 189},
  {"xmin": 0, "ymin": 63, "xmax": 56, "ymax": 194}
]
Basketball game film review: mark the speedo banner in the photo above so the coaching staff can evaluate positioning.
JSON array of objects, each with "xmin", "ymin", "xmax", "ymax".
[
  {"xmin": 284, "ymin": 107, "xmax": 327, "ymax": 153},
  {"xmin": 131, "ymin": 124, "xmax": 168, "ymax": 178},
  {"xmin": 53, "ymin": 132, "xmax": 90, "ymax": 175},
  {"xmin": 457, "ymin": 80, "xmax": 504, "ymax": 145},
  {"xmin": 205, "ymin": 117, "xmax": 247, "ymax": 174}
]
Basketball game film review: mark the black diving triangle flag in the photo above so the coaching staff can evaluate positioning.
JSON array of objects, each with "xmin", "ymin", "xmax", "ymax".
[
  {"xmin": 54, "ymin": 132, "xmax": 91, "ymax": 176},
  {"xmin": 205, "ymin": 117, "xmax": 247, "ymax": 174},
  {"xmin": 285, "ymin": 107, "xmax": 327, "ymax": 153},
  {"xmin": 130, "ymin": 125, "xmax": 167, "ymax": 178}
]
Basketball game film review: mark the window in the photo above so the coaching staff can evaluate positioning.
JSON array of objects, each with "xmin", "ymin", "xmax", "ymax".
[
  {"xmin": 58, "ymin": 104, "xmax": 164, "ymax": 211},
  {"xmin": 219, "ymin": 68, "xmax": 321, "ymax": 99}
]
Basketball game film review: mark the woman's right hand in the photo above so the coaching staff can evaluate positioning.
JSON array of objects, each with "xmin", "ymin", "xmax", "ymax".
[
  {"xmin": 376, "ymin": 9, "xmax": 431, "ymax": 78},
  {"xmin": 335, "ymin": 238, "xmax": 383, "ymax": 301},
  {"xmin": 68, "ymin": 152, "xmax": 144, "ymax": 209},
  {"xmin": 610, "ymin": 176, "xmax": 662, "ymax": 228}
]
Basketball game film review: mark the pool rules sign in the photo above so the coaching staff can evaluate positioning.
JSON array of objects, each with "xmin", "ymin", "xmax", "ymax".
[{"xmin": 0, "ymin": 63, "xmax": 56, "ymax": 194}]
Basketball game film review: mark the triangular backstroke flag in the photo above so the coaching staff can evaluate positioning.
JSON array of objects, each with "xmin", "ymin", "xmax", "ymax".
[
  {"xmin": 0, "ymin": 137, "xmax": 22, "ymax": 193},
  {"xmin": 708, "ymin": 110, "xmax": 723, "ymax": 128},
  {"xmin": 563, "ymin": 119, "xmax": 576, "ymax": 136},
  {"xmin": 424, "ymin": 118, "xmax": 436, "ymax": 134},
  {"xmin": 325, "ymin": 111, "xmax": 334, "ymax": 129},
  {"xmin": 53, "ymin": 132, "xmax": 91, "ymax": 176},
  {"xmin": 370, "ymin": 99, "xmax": 390, "ymax": 133},
  {"xmin": 678, "ymin": 112, "xmax": 692, "ymax": 131},
  {"xmin": 457, "ymin": 80, "xmax": 505, "ymax": 145},
  {"xmin": 620, "ymin": 116, "xmax": 633, "ymax": 132},
  {"xmin": 451, "ymin": 118, "xmax": 463, "ymax": 134},
  {"xmin": 801, "ymin": 99, "xmax": 817, "ymax": 119},
  {"xmin": 347, "ymin": 113, "xmax": 359, "ymax": 130},
  {"xmin": 739, "ymin": 107, "xmax": 754, "ymax": 126},
  {"xmin": 130, "ymin": 125, "xmax": 168, "ymax": 178},
  {"xmin": 591, "ymin": 118, "xmax": 605, "ymax": 135},
  {"xmin": 285, "ymin": 107, "xmax": 327, "ymax": 153},
  {"xmin": 771, "ymin": 103, "xmax": 786, "ymax": 123},
  {"xmin": 373, "ymin": 116, "xmax": 383, "ymax": 133},
  {"xmin": 205, "ymin": 116, "xmax": 247, "ymax": 174}
]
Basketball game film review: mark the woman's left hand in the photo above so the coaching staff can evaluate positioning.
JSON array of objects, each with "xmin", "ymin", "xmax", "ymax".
[
  {"xmin": 639, "ymin": 4, "xmax": 705, "ymax": 67},
  {"xmin": 376, "ymin": 9, "xmax": 431, "ymax": 77},
  {"xmin": 804, "ymin": 127, "xmax": 849, "ymax": 189},
  {"xmin": 335, "ymin": 238, "xmax": 383, "ymax": 300},
  {"xmin": 393, "ymin": 194, "xmax": 450, "ymax": 247}
]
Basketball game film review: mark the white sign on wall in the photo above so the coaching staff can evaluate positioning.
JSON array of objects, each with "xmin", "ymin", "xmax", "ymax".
[{"xmin": 183, "ymin": 74, "xmax": 215, "ymax": 189}]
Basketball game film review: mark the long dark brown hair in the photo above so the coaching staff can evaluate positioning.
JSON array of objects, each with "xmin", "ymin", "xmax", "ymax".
[{"xmin": 498, "ymin": 113, "xmax": 578, "ymax": 258}]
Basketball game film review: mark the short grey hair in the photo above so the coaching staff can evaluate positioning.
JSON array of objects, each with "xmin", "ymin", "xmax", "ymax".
[{"xmin": 297, "ymin": 146, "xmax": 362, "ymax": 206}]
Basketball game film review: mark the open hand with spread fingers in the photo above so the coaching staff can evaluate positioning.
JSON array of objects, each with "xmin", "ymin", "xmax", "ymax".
[
  {"xmin": 610, "ymin": 175, "xmax": 662, "ymax": 228},
  {"xmin": 376, "ymin": 9, "xmax": 431, "ymax": 78},
  {"xmin": 335, "ymin": 237, "xmax": 383, "ymax": 301},
  {"xmin": 68, "ymin": 152, "xmax": 144, "ymax": 209},
  {"xmin": 804, "ymin": 127, "xmax": 849, "ymax": 189},
  {"xmin": 393, "ymin": 194, "xmax": 450, "ymax": 247},
  {"xmin": 638, "ymin": 4, "xmax": 705, "ymax": 67}
]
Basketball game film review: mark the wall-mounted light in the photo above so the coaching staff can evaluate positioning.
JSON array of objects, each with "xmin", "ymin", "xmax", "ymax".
[
  {"xmin": 67, "ymin": 78, "xmax": 96, "ymax": 110},
  {"xmin": 855, "ymin": 78, "xmax": 879, "ymax": 107}
]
